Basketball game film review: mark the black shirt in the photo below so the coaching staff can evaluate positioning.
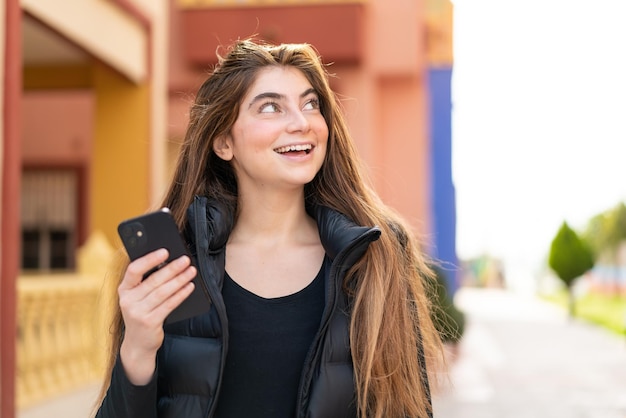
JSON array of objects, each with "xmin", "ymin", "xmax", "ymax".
[{"xmin": 214, "ymin": 258, "xmax": 327, "ymax": 418}]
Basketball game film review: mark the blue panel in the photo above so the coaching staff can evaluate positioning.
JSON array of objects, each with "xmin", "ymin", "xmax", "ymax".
[{"xmin": 428, "ymin": 67, "xmax": 458, "ymax": 294}]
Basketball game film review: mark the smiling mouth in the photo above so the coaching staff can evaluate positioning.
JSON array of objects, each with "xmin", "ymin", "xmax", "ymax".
[{"xmin": 274, "ymin": 144, "xmax": 313, "ymax": 155}]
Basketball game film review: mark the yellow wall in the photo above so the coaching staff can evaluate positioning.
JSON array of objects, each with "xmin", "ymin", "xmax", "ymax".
[
  {"xmin": 92, "ymin": 63, "xmax": 150, "ymax": 247},
  {"xmin": 425, "ymin": 0, "xmax": 453, "ymax": 67}
]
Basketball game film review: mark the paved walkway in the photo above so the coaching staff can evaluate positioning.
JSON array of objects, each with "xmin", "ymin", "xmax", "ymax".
[
  {"xmin": 432, "ymin": 287, "xmax": 626, "ymax": 418},
  {"xmin": 17, "ymin": 287, "xmax": 626, "ymax": 418},
  {"xmin": 17, "ymin": 383, "xmax": 101, "ymax": 418}
]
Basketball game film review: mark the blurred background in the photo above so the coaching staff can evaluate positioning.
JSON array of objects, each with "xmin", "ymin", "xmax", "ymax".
[
  {"xmin": 1, "ymin": 1, "xmax": 625, "ymax": 417},
  {"xmin": 454, "ymin": 0, "xmax": 626, "ymax": 296}
]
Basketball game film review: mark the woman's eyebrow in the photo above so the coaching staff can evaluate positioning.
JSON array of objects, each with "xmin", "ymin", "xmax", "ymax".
[
  {"xmin": 301, "ymin": 88, "xmax": 317, "ymax": 98},
  {"xmin": 248, "ymin": 92, "xmax": 283, "ymax": 109},
  {"xmin": 247, "ymin": 88, "xmax": 318, "ymax": 109}
]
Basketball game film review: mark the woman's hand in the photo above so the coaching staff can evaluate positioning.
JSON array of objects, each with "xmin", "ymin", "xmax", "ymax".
[{"xmin": 117, "ymin": 248, "xmax": 196, "ymax": 385}]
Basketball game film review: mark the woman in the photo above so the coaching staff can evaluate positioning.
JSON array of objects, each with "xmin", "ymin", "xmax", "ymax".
[{"xmin": 95, "ymin": 38, "xmax": 443, "ymax": 418}]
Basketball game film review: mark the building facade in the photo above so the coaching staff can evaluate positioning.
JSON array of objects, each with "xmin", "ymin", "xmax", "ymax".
[{"xmin": 1, "ymin": 1, "xmax": 455, "ymax": 415}]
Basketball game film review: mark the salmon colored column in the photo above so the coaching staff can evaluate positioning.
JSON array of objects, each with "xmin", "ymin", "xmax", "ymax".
[
  {"xmin": 377, "ymin": 78, "xmax": 431, "ymax": 233},
  {"xmin": 1, "ymin": 0, "xmax": 20, "ymax": 416},
  {"xmin": 362, "ymin": 0, "xmax": 431, "ymax": 235},
  {"xmin": 92, "ymin": 63, "xmax": 150, "ymax": 247}
]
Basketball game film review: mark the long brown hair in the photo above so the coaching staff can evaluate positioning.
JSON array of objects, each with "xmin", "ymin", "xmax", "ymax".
[{"xmin": 98, "ymin": 38, "xmax": 443, "ymax": 418}]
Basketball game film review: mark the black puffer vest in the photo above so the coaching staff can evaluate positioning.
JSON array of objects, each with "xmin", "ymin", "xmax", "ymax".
[{"xmin": 156, "ymin": 196, "xmax": 381, "ymax": 418}]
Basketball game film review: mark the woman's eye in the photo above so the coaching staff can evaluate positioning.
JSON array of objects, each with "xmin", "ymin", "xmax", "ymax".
[
  {"xmin": 259, "ymin": 102, "xmax": 280, "ymax": 113},
  {"xmin": 303, "ymin": 98, "xmax": 320, "ymax": 111}
]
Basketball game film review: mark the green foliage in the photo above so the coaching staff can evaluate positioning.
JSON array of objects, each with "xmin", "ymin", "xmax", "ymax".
[
  {"xmin": 548, "ymin": 221, "xmax": 595, "ymax": 288},
  {"xmin": 429, "ymin": 266, "xmax": 465, "ymax": 343},
  {"xmin": 583, "ymin": 202, "xmax": 626, "ymax": 260}
]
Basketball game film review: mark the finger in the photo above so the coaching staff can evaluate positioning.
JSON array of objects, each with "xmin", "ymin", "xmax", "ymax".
[
  {"xmin": 151, "ymin": 280, "xmax": 196, "ymax": 320},
  {"xmin": 120, "ymin": 257, "xmax": 195, "ymax": 323},
  {"xmin": 142, "ymin": 255, "xmax": 192, "ymax": 291},
  {"xmin": 121, "ymin": 248, "xmax": 169, "ymax": 289},
  {"xmin": 143, "ymin": 265, "xmax": 197, "ymax": 320},
  {"xmin": 143, "ymin": 263, "xmax": 196, "ymax": 305},
  {"xmin": 123, "ymin": 279, "xmax": 195, "ymax": 336}
]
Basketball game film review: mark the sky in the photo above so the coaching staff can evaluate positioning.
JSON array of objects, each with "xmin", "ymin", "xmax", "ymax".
[{"xmin": 451, "ymin": 1, "xmax": 626, "ymax": 288}]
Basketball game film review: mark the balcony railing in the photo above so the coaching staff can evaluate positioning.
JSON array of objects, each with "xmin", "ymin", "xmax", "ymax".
[{"xmin": 16, "ymin": 232, "xmax": 116, "ymax": 410}]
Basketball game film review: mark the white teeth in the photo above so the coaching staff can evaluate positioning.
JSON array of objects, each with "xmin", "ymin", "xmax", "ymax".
[{"xmin": 275, "ymin": 144, "xmax": 312, "ymax": 153}]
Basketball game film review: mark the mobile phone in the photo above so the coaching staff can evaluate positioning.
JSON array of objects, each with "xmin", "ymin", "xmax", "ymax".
[{"xmin": 117, "ymin": 208, "xmax": 210, "ymax": 324}]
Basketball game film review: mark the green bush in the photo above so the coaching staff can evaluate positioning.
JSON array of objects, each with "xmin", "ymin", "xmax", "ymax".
[{"xmin": 429, "ymin": 266, "xmax": 465, "ymax": 344}]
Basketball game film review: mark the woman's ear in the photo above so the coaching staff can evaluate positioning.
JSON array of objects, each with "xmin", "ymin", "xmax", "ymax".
[{"xmin": 213, "ymin": 134, "xmax": 234, "ymax": 161}]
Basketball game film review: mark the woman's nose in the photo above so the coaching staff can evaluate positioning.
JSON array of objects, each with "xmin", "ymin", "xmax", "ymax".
[{"xmin": 286, "ymin": 110, "xmax": 311, "ymax": 133}]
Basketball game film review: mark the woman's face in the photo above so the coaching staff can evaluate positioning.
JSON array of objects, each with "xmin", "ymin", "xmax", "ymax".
[{"xmin": 215, "ymin": 66, "xmax": 329, "ymax": 193}]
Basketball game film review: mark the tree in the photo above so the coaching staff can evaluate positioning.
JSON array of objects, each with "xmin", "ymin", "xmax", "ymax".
[
  {"xmin": 548, "ymin": 221, "xmax": 595, "ymax": 317},
  {"xmin": 584, "ymin": 202, "xmax": 626, "ymax": 262}
]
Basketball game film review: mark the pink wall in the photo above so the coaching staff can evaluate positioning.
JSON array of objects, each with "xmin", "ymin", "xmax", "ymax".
[{"xmin": 21, "ymin": 91, "xmax": 93, "ymax": 166}]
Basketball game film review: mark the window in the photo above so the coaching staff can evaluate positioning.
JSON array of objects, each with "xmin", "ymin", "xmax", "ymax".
[{"xmin": 21, "ymin": 169, "xmax": 77, "ymax": 271}]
